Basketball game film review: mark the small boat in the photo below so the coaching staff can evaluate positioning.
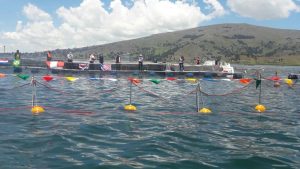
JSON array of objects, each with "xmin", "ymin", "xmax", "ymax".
[
  {"xmin": 0, "ymin": 58, "xmax": 9, "ymax": 66},
  {"xmin": 202, "ymin": 60, "xmax": 235, "ymax": 73}
]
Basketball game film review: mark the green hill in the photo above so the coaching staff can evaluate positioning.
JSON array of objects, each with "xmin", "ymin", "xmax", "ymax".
[{"xmin": 3, "ymin": 23, "xmax": 300, "ymax": 65}]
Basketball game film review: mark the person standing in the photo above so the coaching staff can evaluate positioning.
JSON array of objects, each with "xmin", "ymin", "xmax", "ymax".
[
  {"xmin": 46, "ymin": 51, "xmax": 52, "ymax": 61},
  {"xmin": 196, "ymin": 56, "xmax": 200, "ymax": 65},
  {"xmin": 115, "ymin": 54, "xmax": 121, "ymax": 70},
  {"xmin": 179, "ymin": 56, "xmax": 184, "ymax": 71},
  {"xmin": 89, "ymin": 53, "xmax": 96, "ymax": 63},
  {"xmin": 14, "ymin": 50, "xmax": 21, "ymax": 60},
  {"xmin": 13, "ymin": 50, "xmax": 21, "ymax": 72},
  {"xmin": 99, "ymin": 54, "xmax": 104, "ymax": 64},
  {"xmin": 67, "ymin": 52, "xmax": 73, "ymax": 63},
  {"xmin": 138, "ymin": 54, "xmax": 144, "ymax": 71},
  {"xmin": 115, "ymin": 54, "xmax": 121, "ymax": 63}
]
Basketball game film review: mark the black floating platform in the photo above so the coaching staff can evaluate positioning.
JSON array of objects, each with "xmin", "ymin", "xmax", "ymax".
[{"xmin": 27, "ymin": 67, "xmax": 243, "ymax": 79}]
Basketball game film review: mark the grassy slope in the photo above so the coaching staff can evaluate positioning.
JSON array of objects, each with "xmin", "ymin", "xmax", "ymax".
[
  {"xmin": 2, "ymin": 23, "xmax": 300, "ymax": 65},
  {"xmin": 84, "ymin": 23, "xmax": 300, "ymax": 65}
]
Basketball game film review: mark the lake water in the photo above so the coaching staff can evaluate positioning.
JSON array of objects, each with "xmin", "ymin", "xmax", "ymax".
[{"xmin": 0, "ymin": 65, "xmax": 299, "ymax": 169}]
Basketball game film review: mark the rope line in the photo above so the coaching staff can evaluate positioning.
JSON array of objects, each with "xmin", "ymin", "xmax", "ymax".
[
  {"xmin": 36, "ymin": 81, "xmax": 70, "ymax": 95},
  {"xmin": 2, "ymin": 83, "xmax": 31, "ymax": 90},
  {"xmin": 132, "ymin": 83, "xmax": 170, "ymax": 102},
  {"xmin": 42, "ymin": 106, "xmax": 94, "ymax": 115},
  {"xmin": 199, "ymin": 81, "xmax": 254, "ymax": 96}
]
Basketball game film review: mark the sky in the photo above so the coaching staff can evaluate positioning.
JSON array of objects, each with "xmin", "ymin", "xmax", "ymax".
[{"xmin": 0, "ymin": 0, "xmax": 300, "ymax": 52}]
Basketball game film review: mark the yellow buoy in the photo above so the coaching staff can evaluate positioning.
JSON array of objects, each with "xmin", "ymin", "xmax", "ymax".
[
  {"xmin": 199, "ymin": 107, "xmax": 212, "ymax": 114},
  {"xmin": 284, "ymin": 79, "xmax": 293, "ymax": 87},
  {"xmin": 31, "ymin": 106, "xmax": 45, "ymax": 114},
  {"xmin": 186, "ymin": 78, "xmax": 198, "ymax": 84},
  {"xmin": 66, "ymin": 77, "xmax": 77, "ymax": 82},
  {"xmin": 124, "ymin": 104, "xmax": 137, "ymax": 111},
  {"xmin": 255, "ymin": 104, "xmax": 266, "ymax": 113}
]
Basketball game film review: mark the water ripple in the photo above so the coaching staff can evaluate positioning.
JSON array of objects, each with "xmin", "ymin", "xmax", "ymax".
[{"xmin": 0, "ymin": 66, "xmax": 299, "ymax": 168}]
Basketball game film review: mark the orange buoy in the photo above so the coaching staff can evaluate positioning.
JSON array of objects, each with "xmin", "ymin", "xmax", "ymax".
[{"xmin": 0, "ymin": 73, "xmax": 6, "ymax": 78}]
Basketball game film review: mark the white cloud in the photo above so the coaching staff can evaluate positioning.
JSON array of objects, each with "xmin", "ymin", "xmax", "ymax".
[
  {"xmin": 227, "ymin": 0, "xmax": 300, "ymax": 20},
  {"xmin": 23, "ymin": 3, "xmax": 52, "ymax": 22},
  {"xmin": 204, "ymin": 0, "xmax": 226, "ymax": 19},
  {"xmin": 1, "ymin": 0, "xmax": 225, "ymax": 52}
]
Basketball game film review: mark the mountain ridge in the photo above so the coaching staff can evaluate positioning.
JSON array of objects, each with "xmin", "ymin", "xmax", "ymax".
[{"xmin": 2, "ymin": 23, "xmax": 300, "ymax": 65}]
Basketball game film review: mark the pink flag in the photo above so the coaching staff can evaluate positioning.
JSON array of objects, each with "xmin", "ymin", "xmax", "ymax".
[{"xmin": 102, "ymin": 64, "xmax": 111, "ymax": 71}]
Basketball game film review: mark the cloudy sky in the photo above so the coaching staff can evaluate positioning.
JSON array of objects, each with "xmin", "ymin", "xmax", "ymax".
[{"xmin": 0, "ymin": 0, "xmax": 300, "ymax": 52}]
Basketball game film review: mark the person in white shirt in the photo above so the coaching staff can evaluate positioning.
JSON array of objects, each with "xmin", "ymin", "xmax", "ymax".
[
  {"xmin": 67, "ymin": 52, "xmax": 73, "ymax": 63},
  {"xmin": 89, "ymin": 54, "xmax": 96, "ymax": 63}
]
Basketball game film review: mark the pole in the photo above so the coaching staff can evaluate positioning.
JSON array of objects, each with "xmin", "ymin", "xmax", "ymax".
[
  {"xmin": 258, "ymin": 73, "xmax": 262, "ymax": 104},
  {"xmin": 3, "ymin": 46, "xmax": 5, "ymax": 53},
  {"xmin": 31, "ymin": 76, "xmax": 37, "ymax": 107},
  {"xmin": 129, "ymin": 81, "xmax": 132, "ymax": 105},
  {"xmin": 199, "ymin": 81, "xmax": 205, "ymax": 107},
  {"xmin": 196, "ymin": 83, "xmax": 199, "ymax": 111}
]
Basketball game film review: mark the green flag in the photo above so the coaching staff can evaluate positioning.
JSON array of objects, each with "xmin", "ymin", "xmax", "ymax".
[
  {"xmin": 17, "ymin": 74, "xmax": 30, "ymax": 80},
  {"xmin": 150, "ymin": 79, "xmax": 160, "ymax": 84},
  {"xmin": 256, "ymin": 79, "xmax": 261, "ymax": 89}
]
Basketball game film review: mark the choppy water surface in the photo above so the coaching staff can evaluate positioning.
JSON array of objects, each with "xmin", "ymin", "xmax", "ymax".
[{"xmin": 0, "ymin": 65, "xmax": 299, "ymax": 169}]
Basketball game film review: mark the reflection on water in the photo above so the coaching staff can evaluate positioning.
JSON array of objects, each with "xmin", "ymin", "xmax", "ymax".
[{"xmin": 0, "ymin": 65, "xmax": 299, "ymax": 169}]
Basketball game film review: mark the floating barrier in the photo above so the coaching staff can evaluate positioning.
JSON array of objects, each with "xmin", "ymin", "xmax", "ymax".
[{"xmin": 0, "ymin": 71, "xmax": 298, "ymax": 115}]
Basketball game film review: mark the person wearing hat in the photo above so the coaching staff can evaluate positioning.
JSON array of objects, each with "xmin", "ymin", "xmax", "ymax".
[{"xmin": 138, "ymin": 54, "xmax": 144, "ymax": 71}]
